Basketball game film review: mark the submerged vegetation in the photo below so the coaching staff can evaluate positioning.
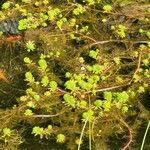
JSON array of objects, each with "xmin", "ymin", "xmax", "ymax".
[{"xmin": 0, "ymin": 0, "xmax": 150, "ymax": 149}]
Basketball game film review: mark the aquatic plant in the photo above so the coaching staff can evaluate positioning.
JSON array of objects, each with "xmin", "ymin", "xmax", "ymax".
[{"xmin": 0, "ymin": 0, "xmax": 150, "ymax": 149}]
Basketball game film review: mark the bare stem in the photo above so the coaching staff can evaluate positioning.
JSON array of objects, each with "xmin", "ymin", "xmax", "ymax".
[
  {"xmin": 120, "ymin": 119, "xmax": 133, "ymax": 150},
  {"xmin": 78, "ymin": 120, "xmax": 88, "ymax": 150},
  {"xmin": 140, "ymin": 120, "xmax": 150, "ymax": 150},
  {"xmin": 32, "ymin": 109, "xmax": 66, "ymax": 118}
]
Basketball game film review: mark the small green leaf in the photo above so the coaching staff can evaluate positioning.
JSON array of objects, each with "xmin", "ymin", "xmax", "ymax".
[
  {"xmin": 79, "ymin": 57, "xmax": 84, "ymax": 63},
  {"xmin": 78, "ymin": 100, "xmax": 87, "ymax": 109},
  {"xmin": 78, "ymin": 80, "xmax": 92, "ymax": 90},
  {"xmin": 63, "ymin": 94, "xmax": 76, "ymax": 108},
  {"xmin": 82, "ymin": 110, "xmax": 94, "ymax": 122},
  {"xmin": 143, "ymin": 59, "xmax": 149, "ymax": 66},
  {"xmin": 114, "ymin": 57, "xmax": 120, "ymax": 65},
  {"xmin": 86, "ymin": 65, "xmax": 93, "ymax": 72},
  {"xmin": 25, "ymin": 72, "xmax": 34, "ymax": 82},
  {"xmin": 122, "ymin": 106, "xmax": 128, "ymax": 113},
  {"xmin": 65, "ymin": 80, "xmax": 77, "ymax": 91},
  {"xmin": 146, "ymin": 31, "xmax": 150, "ymax": 38},
  {"xmin": 104, "ymin": 91, "xmax": 112, "ymax": 101},
  {"xmin": 74, "ymin": 74, "xmax": 85, "ymax": 81},
  {"xmin": 24, "ymin": 57, "xmax": 32, "ymax": 64},
  {"xmin": 44, "ymin": 125, "xmax": 53, "ymax": 136},
  {"xmin": 92, "ymin": 64, "xmax": 104, "ymax": 74},
  {"xmin": 65, "ymin": 72, "xmax": 72, "ymax": 78},
  {"xmin": 18, "ymin": 19, "xmax": 28, "ymax": 30},
  {"xmin": 89, "ymin": 50, "xmax": 99, "ymax": 59},
  {"xmin": 115, "ymin": 91, "xmax": 129, "ymax": 103},
  {"xmin": 103, "ymin": 4, "xmax": 112, "ymax": 13},
  {"xmin": 56, "ymin": 18, "xmax": 67, "ymax": 30},
  {"xmin": 103, "ymin": 101, "xmax": 111, "ymax": 111},
  {"xmin": 44, "ymin": 91, "xmax": 51, "ymax": 97},
  {"xmin": 20, "ymin": 96, "xmax": 28, "ymax": 102},
  {"xmin": 116, "ymin": 24, "xmax": 126, "ymax": 38},
  {"xmin": 88, "ymin": 75, "xmax": 100, "ymax": 84},
  {"xmin": 138, "ymin": 86, "xmax": 145, "ymax": 93},
  {"xmin": 2, "ymin": 2, "xmax": 10, "ymax": 9},
  {"xmin": 69, "ymin": 18, "xmax": 76, "ymax": 27},
  {"xmin": 38, "ymin": 59, "xmax": 47, "ymax": 70},
  {"xmin": 27, "ymin": 101, "xmax": 35, "ymax": 108},
  {"xmin": 94, "ymin": 100, "xmax": 103, "ymax": 108},
  {"xmin": 139, "ymin": 28, "xmax": 144, "ymax": 34},
  {"xmin": 133, "ymin": 74, "xmax": 141, "ymax": 82},
  {"xmin": 49, "ymin": 81, "xmax": 58, "ymax": 91},
  {"xmin": 47, "ymin": 8, "xmax": 61, "ymax": 20},
  {"xmin": 33, "ymin": 94, "xmax": 40, "ymax": 101},
  {"xmin": 2, "ymin": 128, "xmax": 11, "ymax": 137},
  {"xmin": 56, "ymin": 134, "xmax": 66, "ymax": 143},
  {"xmin": 73, "ymin": 4, "xmax": 85, "ymax": 15},
  {"xmin": 26, "ymin": 41, "xmax": 36, "ymax": 52},
  {"xmin": 32, "ymin": 126, "xmax": 44, "ymax": 139},
  {"xmin": 41, "ymin": 76, "xmax": 49, "ymax": 87},
  {"xmin": 24, "ymin": 109, "xmax": 33, "ymax": 116}
]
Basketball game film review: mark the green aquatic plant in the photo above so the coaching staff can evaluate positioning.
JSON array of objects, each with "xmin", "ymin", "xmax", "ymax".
[
  {"xmin": 2, "ymin": 128, "xmax": 11, "ymax": 138},
  {"xmin": 82, "ymin": 110, "xmax": 94, "ymax": 122},
  {"xmin": 89, "ymin": 49, "xmax": 99, "ymax": 59},
  {"xmin": 49, "ymin": 81, "xmax": 58, "ymax": 91},
  {"xmin": 26, "ymin": 41, "xmax": 36, "ymax": 52},
  {"xmin": 63, "ymin": 94, "xmax": 76, "ymax": 108},
  {"xmin": 18, "ymin": 19, "xmax": 28, "ymax": 30},
  {"xmin": 111, "ymin": 24, "xmax": 126, "ymax": 38},
  {"xmin": 0, "ymin": 127, "xmax": 23, "ymax": 149},
  {"xmin": 19, "ymin": 45, "xmax": 138, "ymax": 149},
  {"xmin": 0, "ymin": 0, "xmax": 150, "ymax": 149},
  {"xmin": 38, "ymin": 58, "xmax": 48, "ymax": 71},
  {"xmin": 32, "ymin": 125, "xmax": 53, "ymax": 139},
  {"xmin": 56, "ymin": 134, "xmax": 66, "ymax": 143},
  {"xmin": 73, "ymin": 4, "xmax": 86, "ymax": 16},
  {"xmin": 1, "ymin": 2, "xmax": 11, "ymax": 10},
  {"xmin": 24, "ymin": 109, "xmax": 33, "ymax": 116},
  {"xmin": 103, "ymin": 4, "xmax": 112, "ymax": 13},
  {"xmin": 25, "ymin": 72, "xmax": 35, "ymax": 83},
  {"xmin": 47, "ymin": 8, "xmax": 61, "ymax": 21}
]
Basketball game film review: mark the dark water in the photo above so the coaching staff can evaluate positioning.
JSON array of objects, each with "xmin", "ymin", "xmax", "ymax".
[{"xmin": 20, "ymin": 140, "xmax": 66, "ymax": 150}]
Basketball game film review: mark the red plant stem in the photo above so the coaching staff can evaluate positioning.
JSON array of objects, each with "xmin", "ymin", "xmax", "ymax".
[{"xmin": 120, "ymin": 120, "xmax": 133, "ymax": 150}]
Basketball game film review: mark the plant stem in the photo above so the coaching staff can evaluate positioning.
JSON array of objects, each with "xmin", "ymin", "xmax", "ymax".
[
  {"xmin": 89, "ymin": 121, "xmax": 92, "ymax": 150},
  {"xmin": 140, "ymin": 120, "xmax": 150, "ymax": 150},
  {"xmin": 88, "ymin": 95, "xmax": 92, "ymax": 150},
  {"xmin": 78, "ymin": 120, "xmax": 88, "ymax": 150},
  {"xmin": 120, "ymin": 118, "xmax": 133, "ymax": 150}
]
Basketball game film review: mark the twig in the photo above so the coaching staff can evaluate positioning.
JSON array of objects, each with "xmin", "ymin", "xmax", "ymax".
[
  {"xmin": 85, "ymin": 83, "xmax": 129, "ymax": 94},
  {"xmin": 57, "ymin": 87, "xmax": 68, "ymax": 93},
  {"xmin": 84, "ymin": 39, "xmax": 149, "ymax": 49},
  {"xmin": 77, "ymin": 33, "xmax": 97, "ymax": 43},
  {"xmin": 133, "ymin": 41, "xmax": 149, "ymax": 44},
  {"xmin": 90, "ymin": 40, "xmax": 124, "ymax": 47},
  {"xmin": 32, "ymin": 109, "xmax": 66, "ymax": 118}
]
